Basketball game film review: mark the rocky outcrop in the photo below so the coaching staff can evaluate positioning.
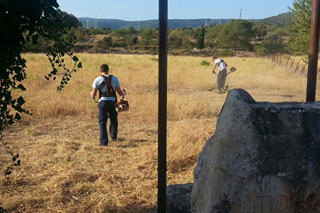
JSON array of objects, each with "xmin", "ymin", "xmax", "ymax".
[
  {"xmin": 192, "ymin": 89, "xmax": 320, "ymax": 213},
  {"xmin": 166, "ymin": 183, "xmax": 192, "ymax": 213}
]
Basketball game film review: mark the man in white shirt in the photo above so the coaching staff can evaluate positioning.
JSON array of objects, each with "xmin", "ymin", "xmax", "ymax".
[
  {"xmin": 90, "ymin": 64, "xmax": 126, "ymax": 146},
  {"xmin": 212, "ymin": 56, "xmax": 228, "ymax": 93}
]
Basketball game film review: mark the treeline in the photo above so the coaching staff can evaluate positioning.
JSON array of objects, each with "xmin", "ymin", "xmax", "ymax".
[
  {"xmin": 79, "ymin": 19, "xmax": 290, "ymax": 56},
  {"xmin": 23, "ymin": 0, "xmax": 312, "ymax": 56}
]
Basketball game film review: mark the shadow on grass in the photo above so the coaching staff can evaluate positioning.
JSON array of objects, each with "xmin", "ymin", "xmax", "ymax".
[
  {"xmin": 116, "ymin": 139, "xmax": 149, "ymax": 149},
  {"xmin": 130, "ymin": 139, "xmax": 148, "ymax": 143},
  {"xmin": 254, "ymin": 93, "xmax": 296, "ymax": 99},
  {"xmin": 105, "ymin": 205, "xmax": 156, "ymax": 213}
]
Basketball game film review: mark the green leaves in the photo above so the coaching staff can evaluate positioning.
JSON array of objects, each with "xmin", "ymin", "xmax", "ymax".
[
  {"xmin": 1, "ymin": 0, "xmax": 82, "ymax": 179},
  {"xmin": 217, "ymin": 20, "xmax": 254, "ymax": 51},
  {"xmin": 4, "ymin": 153, "xmax": 20, "ymax": 179},
  {"xmin": 289, "ymin": 0, "xmax": 312, "ymax": 55},
  {"xmin": 196, "ymin": 26, "xmax": 206, "ymax": 49},
  {"xmin": 12, "ymin": 154, "xmax": 19, "ymax": 162},
  {"xmin": 46, "ymin": 53, "xmax": 82, "ymax": 91},
  {"xmin": 15, "ymin": 113, "xmax": 21, "ymax": 121},
  {"xmin": 48, "ymin": 0, "xmax": 59, "ymax": 8},
  {"xmin": 17, "ymin": 97, "xmax": 25, "ymax": 106},
  {"xmin": 72, "ymin": 56, "xmax": 79, "ymax": 62},
  {"xmin": 32, "ymin": 34, "xmax": 39, "ymax": 45},
  {"xmin": 17, "ymin": 84, "xmax": 26, "ymax": 91}
]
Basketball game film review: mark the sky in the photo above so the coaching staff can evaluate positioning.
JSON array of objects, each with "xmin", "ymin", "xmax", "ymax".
[{"xmin": 58, "ymin": 0, "xmax": 295, "ymax": 21}]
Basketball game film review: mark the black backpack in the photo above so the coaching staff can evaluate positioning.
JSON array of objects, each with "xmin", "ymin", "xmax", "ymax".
[{"xmin": 98, "ymin": 75, "xmax": 117, "ymax": 100}]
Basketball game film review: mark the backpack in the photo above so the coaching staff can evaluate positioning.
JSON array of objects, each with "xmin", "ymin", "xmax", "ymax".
[
  {"xmin": 219, "ymin": 59, "xmax": 228, "ymax": 68},
  {"xmin": 98, "ymin": 75, "xmax": 117, "ymax": 100}
]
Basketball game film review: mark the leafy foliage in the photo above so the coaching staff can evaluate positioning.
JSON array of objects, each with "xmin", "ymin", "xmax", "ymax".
[
  {"xmin": 196, "ymin": 26, "xmax": 206, "ymax": 49},
  {"xmin": 217, "ymin": 20, "xmax": 254, "ymax": 51},
  {"xmin": 140, "ymin": 29, "xmax": 158, "ymax": 46},
  {"xmin": 0, "ymin": 0, "xmax": 82, "ymax": 179},
  {"xmin": 289, "ymin": 0, "xmax": 312, "ymax": 55},
  {"xmin": 200, "ymin": 60, "xmax": 211, "ymax": 66},
  {"xmin": 94, "ymin": 37, "xmax": 113, "ymax": 52},
  {"xmin": 253, "ymin": 23, "xmax": 267, "ymax": 41},
  {"xmin": 255, "ymin": 34, "xmax": 286, "ymax": 55},
  {"xmin": 27, "ymin": 14, "xmax": 299, "ymax": 55},
  {"xmin": 169, "ymin": 30, "xmax": 184, "ymax": 49}
]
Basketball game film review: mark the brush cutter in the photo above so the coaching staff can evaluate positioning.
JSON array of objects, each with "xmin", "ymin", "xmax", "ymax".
[
  {"xmin": 115, "ymin": 97, "xmax": 130, "ymax": 113},
  {"xmin": 92, "ymin": 89, "xmax": 129, "ymax": 113}
]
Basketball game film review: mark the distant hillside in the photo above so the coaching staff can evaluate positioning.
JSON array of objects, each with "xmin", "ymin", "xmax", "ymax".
[
  {"xmin": 78, "ymin": 13, "xmax": 291, "ymax": 30},
  {"xmin": 258, "ymin": 13, "xmax": 292, "ymax": 26},
  {"xmin": 78, "ymin": 18, "xmax": 232, "ymax": 30}
]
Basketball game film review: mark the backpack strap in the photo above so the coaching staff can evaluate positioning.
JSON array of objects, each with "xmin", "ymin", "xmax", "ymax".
[
  {"xmin": 100, "ymin": 75, "xmax": 115, "ymax": 97},
  {"xmin": 218, "ymin": 59, "xmax": 227, "ymax": 68},
  {"xmin": 107, "ymin": 75, "xmax": 113, "ymax": 95}
]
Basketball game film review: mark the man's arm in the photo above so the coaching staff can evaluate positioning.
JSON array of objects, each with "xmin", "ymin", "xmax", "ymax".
[
  {"xmin": 116, "ymin": 87, "xmax": 126, "ymax": 97},
  {"xmin": 212, "ymin": 64, "xmax": 217, "ymax": 74},
  {"xmin": 113, "ymin": 77, "xmax": 126, "ymax": 97},
  {"xmin": 91, "ymin": 88, "xmax": 98, "ymax": 99}
]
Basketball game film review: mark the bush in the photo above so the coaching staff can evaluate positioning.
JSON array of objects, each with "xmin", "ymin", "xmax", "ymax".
[
  {"xmin": 200, "ymin": 60, "xmax": 211, "ymax": 66},
  {"xmin": 254, "ymin": 34, "xmax": 285, "ymax": 55},
  {"xmin": 217, "ymin": 20, "xmax": 254, "ymax": 51},
  {"xmin": 254, "ymin": 45, "xmax": 268, "ymax": 55},
  {"xmin": 93, "ymin": 37, "xmax": 113, "ymax": 53}
]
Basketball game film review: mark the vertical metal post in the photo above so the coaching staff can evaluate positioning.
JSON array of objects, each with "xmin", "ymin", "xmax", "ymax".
[
  {"xmin": 158, "ymin": 0, "xmax": 168, "ymax": 212},
  {"xmin": 306, "ymin": 0, "xmax": 320, "ymax": 102}
]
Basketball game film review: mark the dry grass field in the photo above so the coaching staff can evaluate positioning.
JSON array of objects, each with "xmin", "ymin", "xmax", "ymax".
[{"xmin": 0, "ymin": 54, "xmax": 319, "ymax": 213}]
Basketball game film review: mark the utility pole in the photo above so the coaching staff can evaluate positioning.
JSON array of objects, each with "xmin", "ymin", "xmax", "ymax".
[
  {"xmin": 306, "ymin": 0, "xmax": 320, "ymax": 102},
  {"xmin": 137, "ymin": 21, "xmax": 140, "ymax": 31},
  {"xmin": 239, "ymin": 9, "xmax": 242, "ymax": 20},
  {"xmin": 158, "ymin": 0, "xmax": 168, "ymax": 212},
  {"xmin": 95, "ymin": 12, "xmax": 98, "ymax": 29},
  {"xmin": 86, "ymin": 18, "xmax": 89, "ymax": 29}
]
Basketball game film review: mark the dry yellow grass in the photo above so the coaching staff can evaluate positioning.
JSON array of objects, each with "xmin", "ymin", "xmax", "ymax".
[{"xmin": 0, "ymin": 54, "xmax": 319, "ymax": 213}]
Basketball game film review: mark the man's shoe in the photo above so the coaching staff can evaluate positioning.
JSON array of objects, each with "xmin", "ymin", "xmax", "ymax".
[
  {"xmin": 99, "ymin": 144, "xmax": 108, "ymax": 147},
  {"xmin": 111, "ymin": 138, "xmax": 117, "ymax": 142}
]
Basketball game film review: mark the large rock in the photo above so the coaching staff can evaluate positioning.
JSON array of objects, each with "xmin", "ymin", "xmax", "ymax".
[
  {"xmin": 192, "ymin": 89, "xmax": 320, "ymax": 213},
  {"xmin": 166, "ymin": 183, "xmax": 192, "ymax": 213}
]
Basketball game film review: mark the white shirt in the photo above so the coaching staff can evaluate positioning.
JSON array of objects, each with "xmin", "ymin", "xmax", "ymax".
[
  {"xmin": 92, "ymin": 75, "xmax": 120, "ymax": 101},
  {"xmin": 215, "ymin": 58, "xmax": 227, "ymax": 71}
]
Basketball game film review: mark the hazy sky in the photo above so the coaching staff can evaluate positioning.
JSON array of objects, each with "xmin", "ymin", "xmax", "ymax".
[{"xmin": 58, "ymin": 0, "xmax": 295, "ymax": 20}]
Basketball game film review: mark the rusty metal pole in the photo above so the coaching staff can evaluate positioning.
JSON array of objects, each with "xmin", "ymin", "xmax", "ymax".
[
  {"xmin": 306, "ymin": 0, "xmax": 320, "ymax": 102},
  {"xmin": 158, "ymin": 0, "xmax": 168, "ymax": 212}
]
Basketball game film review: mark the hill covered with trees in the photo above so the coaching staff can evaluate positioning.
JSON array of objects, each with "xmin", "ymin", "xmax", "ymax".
[
  {"xmin": 78, "ymin": 18, "xmax": 234, "ymax": 30},
  {"xmin": 24, "ymin": 18, "xmax": 290, "ymax": 56},
  {"xmin": 257, "ymin": 13, "xmax": 292, "ymax": 26},
  {"xmin": 78, "ymin": 13, "xmax": 291, "ymax": 30}
]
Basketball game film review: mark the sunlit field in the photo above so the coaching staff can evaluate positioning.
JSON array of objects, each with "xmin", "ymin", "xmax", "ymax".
[{"xmin": 0, "ymin": 53, "xmax": 318, "ymax": 212}]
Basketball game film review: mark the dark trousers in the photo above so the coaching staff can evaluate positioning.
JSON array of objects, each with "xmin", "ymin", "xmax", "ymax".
[{"xmin": 98, "ymin": 100, "xmax": 118, "ymax": 146}]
